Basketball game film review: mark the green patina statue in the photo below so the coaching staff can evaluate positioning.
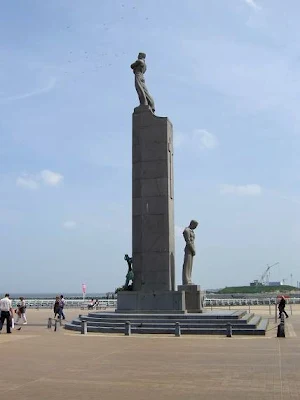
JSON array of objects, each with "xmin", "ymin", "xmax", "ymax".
[{"xmin": 124, "ymin": 254, "xmax": 134, "ymax": 290}]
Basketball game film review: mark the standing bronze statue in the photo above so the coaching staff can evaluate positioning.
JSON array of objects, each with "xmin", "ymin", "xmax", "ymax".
[
  {"xmin": 124, "ymin": 254, "xmax": 134, "ymax": 290},
  {"xmin": 182, "ymin": 220, "xmax": 198, "ymax": 285},
  {"xmin": 131, "ymin": 52, "xmax": 155, "ymax": 113}
]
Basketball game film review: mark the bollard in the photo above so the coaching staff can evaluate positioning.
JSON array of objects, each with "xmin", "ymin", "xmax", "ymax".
[
  {"xmin": 268, "ymin": 300, "xmax": 271, "ymax": 315},
  {"xmin": 47, "ymin": 317, "xmax": 52, "ymax": 329},
  {"xmin": 248, "ymin": 304, "xmax": 251, "ymax": 313},
  {"xmin": 175, "ymin": 322, "xmax": 181, "ymax": 337},
  {"xmin": 226, "ymin": 323, "xmax": 232, "ymax": 337},
  {"xmin": 277, "ymin": 314, "xmax": 285, "ymax": 338},
  {"xmin": 125, "ymin": 321, "xmax": 131, "ymax": 336},
  {"xmin": 54, "ymin": 319, "xmax": 59, "ymax": 332},
  {"xmin": 81, "ymin": 319, "xmax": 87, "ymax": 335},
  {"xmin": 275, "ymin": 303, "xmax": 278, "ymax": 324},
  {"xmin": 290, "ymin": 303, "xmax": 293, "ymax": 316}
]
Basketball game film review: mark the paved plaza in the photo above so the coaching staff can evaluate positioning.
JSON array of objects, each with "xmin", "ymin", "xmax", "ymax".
[{"xmin": 0, "ymin": 306, "xmax": 299, "ymax": 400}]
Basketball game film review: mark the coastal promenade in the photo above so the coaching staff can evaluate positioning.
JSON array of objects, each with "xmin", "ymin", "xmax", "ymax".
[{"xmin": 0, "ymin": 306, "xmax": 299, "ymax": 399}]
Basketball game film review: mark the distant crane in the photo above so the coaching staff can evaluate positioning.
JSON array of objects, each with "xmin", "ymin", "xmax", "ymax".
[{"xmin": 259, "ymin": 262, "xmax": 279, "ymax": 286}]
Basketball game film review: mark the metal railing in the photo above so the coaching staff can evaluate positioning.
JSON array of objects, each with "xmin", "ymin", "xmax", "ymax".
[{"xmin": 11, "ymin": 299, "xmax": 118, "ymax": 309}]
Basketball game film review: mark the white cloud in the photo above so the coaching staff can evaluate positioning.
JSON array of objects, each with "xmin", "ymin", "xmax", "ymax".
[
  {"xmin": 243, "ymin": 0, "xmax": 261, "ymax": 10},
  {"xmin": 175, "ymin": 225, "xmax": 184, "ymax": 238},
  {"xmin": 40, "ymin": 170, "xmax": 63, "ymax": 186},
  {"xmin": 16, "ymin": 175, "xmax": 38, "ymax": 190},
  {"xmin": 220, "ymin": 184, "xmax": 262, "ymax": 196},
  {"xmin": 173, "ymin": 132, "xmax": 185, "ymax": 148},
  {"xmin": 193, "ymin": 129, "xmax": 219, "ymax": 149},
  {"xmin": 174, "ymin": 129, "xmax": 219, "ymax": 150},
  {"xmin": 62, "ymin": 221, "xmax": 77, "ymax": 229},
  {"xmin": 16, "ymin": 169, "xmax": 63, "ymax": 189},
  {"xmin": 0, "ymin": 77, "xmax": 57, "ymax": 104}
]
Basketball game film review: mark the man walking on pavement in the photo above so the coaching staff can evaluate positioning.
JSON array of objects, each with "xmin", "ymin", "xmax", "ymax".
[
  {"xmin": 58, "ymin": 294, "xmax": 66, "ymax": 320},
  {"xmin": 278, "ymin": 295, "xmax": 289, "ymax": 319},
  {"xmin": 0, "ymin": 293, "xmax": 13, "ymax": 334}
]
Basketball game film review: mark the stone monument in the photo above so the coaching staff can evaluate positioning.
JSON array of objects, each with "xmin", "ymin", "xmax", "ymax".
[
  {"xmin": 116, "ymin": 53, "xmax": 185, "ymax": 313},
  {"xmin": 181, "ymin": 220, "xmax": 198, "ymax": 285},
  {"xmin": 178, "ymin": 220, "xmax": 204, "ymax": 312}
]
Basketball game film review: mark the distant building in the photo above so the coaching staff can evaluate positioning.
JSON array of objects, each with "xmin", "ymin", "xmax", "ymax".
[
  {"xmin": 250, "ymin": 280, "xmax": 262, "ymax": 287},
  {"xmin": 250, "ymin": 280, "xmax": 283, "ymax": 287}
]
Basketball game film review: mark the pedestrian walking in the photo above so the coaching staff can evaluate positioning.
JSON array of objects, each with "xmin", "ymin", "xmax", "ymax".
[
  {"xmin": 278, "ymin": 296, "xmax": 289, "ymax": 319},
  {"xmin": 0, "ymin": 293, "xmax": 13, "ymax": 334},
  {"xmin": 15, "ymin": 297, "xmax": 27, "ymax": 325},
  {"xmin": 53, "ymin": 296, "xmax": 60, "ymax": 318},
  {"xmin": 58, "ymin": 295, "xmax": 66, "ymax": 320}
]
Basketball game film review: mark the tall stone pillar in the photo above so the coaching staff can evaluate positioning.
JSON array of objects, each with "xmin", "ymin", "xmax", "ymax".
[
  {"xmin": 116, "ymin": 105, "xmax": 185, "ymax": 313},
  {"xmin": 132, "ymin": 105, "xmax": 175, "ymax": 292}
]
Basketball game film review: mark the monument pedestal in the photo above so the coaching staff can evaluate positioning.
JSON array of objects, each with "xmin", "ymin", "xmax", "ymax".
[
  {"xmin": 177, "ymin": 285, "xmax": 205, "ymax": 313},
  {"xmin": 116, "ymin": 290, "xmax": 186, "ymax": 314},
  {"xmin": 117, "ymin": 104, "xmax": 179, "ymax": 314},
  {"xmin": 131, "ymin": 105, "xmax": 175, "ymax": 293}
]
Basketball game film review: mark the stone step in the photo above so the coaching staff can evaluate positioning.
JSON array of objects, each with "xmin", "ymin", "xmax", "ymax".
[
  {"xmin": 65, "ymin": 310, "xmax": 268, "ymax": 336},
  {"xmin": 71, "ymin": 320, "xmax": 261, "ymax": 329},
  {"xmin": 87, "ymin": 310, "xmax": 247, "ymax": 320},
  {"xmin": 78, "ymin": 314, "xmax": 255, "ymax": 325},
  {"xmin": 65, "ymin": 322, "xmax": 267, "ymax": 335}
]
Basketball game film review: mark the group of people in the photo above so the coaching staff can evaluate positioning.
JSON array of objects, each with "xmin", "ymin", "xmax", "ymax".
[
  {"xmin": 0, "ymin": 294, "xmax": 27, "ymax": 334},
  {"xmin": 0, "ymin": 293, "xmax": 67, "ymax": 334},
  {"xmin": 53, "ymin": 294, "xmax": 66, "ymax": 320}
]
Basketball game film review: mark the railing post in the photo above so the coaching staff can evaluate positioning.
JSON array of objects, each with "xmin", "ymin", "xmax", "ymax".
[
  {"xmin": 268, "ymin": 299, "xmax": 271, "ymax": 315},
  {"xmin": 81, "ymin": 319, "xmax": 87, "ymax": 335},
  {"xmin": 277, "ymin": 314, "xmax": 285, "ymax": 338},
  {"xmin": 47, "ymin": 317, "xmax": 52, "ymax": 329},
  {"xmin": 275, "ymin": 303, "xmax": 278, "ymax": 324},
  {"xmin": 175, "ymin": 322, "xmax": 181, "ymax": 337},
  {"xmin": 54, "ymin": 319, "xmax": 59, "ymax": 332},
  {"xmin": 125, "ymin": 321, "xmax": 131, "ymax": 336},
  {"xmin": 226, "ymin": 323, "xmax": 232, "ymax": 337}
]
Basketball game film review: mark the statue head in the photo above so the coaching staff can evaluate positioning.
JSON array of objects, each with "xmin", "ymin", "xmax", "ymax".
[
  {"xmin": 189, "ymin": 220, "xmax": 198, "ymax": 230},
  {"xmin": 138, "ymin": 52, "xmax": 146, "ymax": 60}
]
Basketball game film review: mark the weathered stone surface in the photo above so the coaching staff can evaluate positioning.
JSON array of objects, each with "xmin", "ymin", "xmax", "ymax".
[
  {"xmin": 132, "ymin": 106, "xmax": 175, "ymax": 293},
  {"xmin": 116, "ymin": 291, "xmax": 185, "ymax": 313},
  {"xmin": 178, "ymin": 284, "xmax": 204, "ymax": 313}
]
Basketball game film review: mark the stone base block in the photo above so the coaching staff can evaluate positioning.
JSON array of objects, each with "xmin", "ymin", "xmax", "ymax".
[
  {"xmin": 177, "ymin": 284, "xmax": 205, "ymax": 313},
  {"xmin": 116, "ymin": 291, "xmax": 186, "ymax": 314}
]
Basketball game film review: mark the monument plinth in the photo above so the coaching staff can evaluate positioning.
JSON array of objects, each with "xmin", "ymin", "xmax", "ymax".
[
  {"xmin": 177, "ymin": 285, "xmax": 205, "ymax": 313},
  {"xmin": 117, "ymin": 105, "xmax": 185, "ymax": 312}
]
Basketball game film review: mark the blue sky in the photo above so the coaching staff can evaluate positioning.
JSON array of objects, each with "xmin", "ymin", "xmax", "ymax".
[{"xmin": 0, "ymin": 0, "xmax": 299, "ymax": 294}]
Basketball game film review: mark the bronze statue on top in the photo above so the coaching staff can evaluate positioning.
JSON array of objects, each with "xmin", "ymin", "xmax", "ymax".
[{"xmin": 131, "ymin": 52, "xmax": 155, "ymax": 113}]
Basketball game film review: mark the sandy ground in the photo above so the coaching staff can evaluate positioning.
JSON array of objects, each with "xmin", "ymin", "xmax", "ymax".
[{"xmin": 0, "ymin": 306, "xmax": 299, "ymax": 400}]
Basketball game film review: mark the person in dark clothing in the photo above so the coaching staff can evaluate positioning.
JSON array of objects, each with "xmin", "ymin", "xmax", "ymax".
[
  {"xmin": 0, "ymin": 294, "xmax": 13, "ymax": 333},
  {"xmin": 278, "ymin": 296, "xmax": 289, "ymax": 318},
  {"xmin": 53, "ymin": 296, "xmax": 60, "ymax": 318}
]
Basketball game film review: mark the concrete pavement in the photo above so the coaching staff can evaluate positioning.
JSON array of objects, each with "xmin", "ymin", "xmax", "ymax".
[{"xmin": 0, "ymin": 307, "xmax": 299, "ymax": 400}]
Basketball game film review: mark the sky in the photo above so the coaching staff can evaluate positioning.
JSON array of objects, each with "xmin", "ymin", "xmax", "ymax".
[{"xmin": 0, "ymin": 0, "xmax": 299, "ymax": 294}]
